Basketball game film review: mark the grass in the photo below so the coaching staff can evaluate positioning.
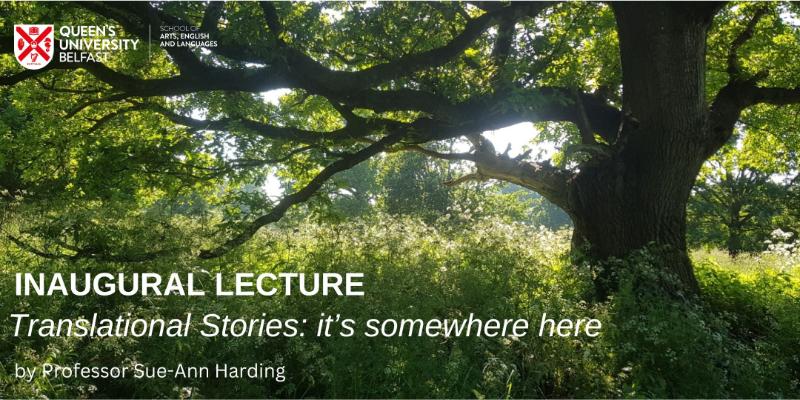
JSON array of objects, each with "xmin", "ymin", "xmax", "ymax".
[{"xmin": 1, "ymin": 215, "xmax": 798, "ymax": 398}]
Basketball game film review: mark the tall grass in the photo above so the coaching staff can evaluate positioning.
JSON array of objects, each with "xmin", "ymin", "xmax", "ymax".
[{"xmin": 1, "ymin": 215, "xmax": 798, "ymax": 398}]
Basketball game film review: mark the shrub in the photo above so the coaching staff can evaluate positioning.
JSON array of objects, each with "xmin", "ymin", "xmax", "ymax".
[{"xmin": 1, "ymin": 215, "xmax": 798, "ymax": 398}]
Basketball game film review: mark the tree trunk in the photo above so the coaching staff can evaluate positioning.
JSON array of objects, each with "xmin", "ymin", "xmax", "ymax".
[
  {"xmin": 568, "ymin": 163, "xmax": 701, "ymax": 297},
  {"xmin": 566, "ymin": 4, "xmax": 716, "ymax": 297},
  {"xmin": 726, "ymin": 226, "xmax": 743, "ymax": 258},
  {"xmin": 726, "ymin": 201, "xmax": 744, "ymax": 257}
]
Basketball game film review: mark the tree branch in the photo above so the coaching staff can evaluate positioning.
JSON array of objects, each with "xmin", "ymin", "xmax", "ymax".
[
  {"xmin": 444, "ymin": 173, "xmax": 484, "ymax": 187},
  {"xmin": 431, "ymin": 136, "xmax": 572, "ymax": 209},
  {"xmin": 708, "ymin": 82, "xmax": 800, "ymax": 158},
  {"xmin": 395, "ymin": 144, "xmax": 475, "ymax": 162},
  {"xmin": 727, "ymin": 7, "xmax": 769, "ymax": 79},
  {"xmin": 574, "ymin": 89, "xmax": 598, "ymax": 145},
  {"xmin": 260, "ymin": 2, "xmax": 284, "ymax": 37},
  {"xmin": 87, "ymin": 102, "xmax": 148, "ymax": 133},
  {"xmin": 147, "ymin": 103, "xmax": 385, "ymax": 144},
  {"xmin": 6, "ymin": 235, "xmax": 180, "ymax": 262},
  {"xmin": 80, "ymin": 3, "xmax": 208, "ymax": 73},
  {"xmin": 199, "ymin": 133, "xmax": 405, "ymax": 258}
]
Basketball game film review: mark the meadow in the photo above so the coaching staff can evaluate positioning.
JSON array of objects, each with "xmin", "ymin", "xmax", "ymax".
[{"xmin": 2, "ymin": 215, "xmax": 797, "ymax": 398}]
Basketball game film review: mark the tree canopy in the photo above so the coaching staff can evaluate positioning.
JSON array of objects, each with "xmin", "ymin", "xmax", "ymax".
[
  {"xmin": 1, "ymin": 2, "xmax": 800, "ymax": 292},
  {"xmin": 2, "ymin": 3, "xmax": 800, "ymax": 398}
]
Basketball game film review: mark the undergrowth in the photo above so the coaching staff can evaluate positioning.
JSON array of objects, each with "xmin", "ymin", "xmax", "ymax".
[{"xmin": 1, "ymin": 215, "xmax": 798, "ymax": 398}]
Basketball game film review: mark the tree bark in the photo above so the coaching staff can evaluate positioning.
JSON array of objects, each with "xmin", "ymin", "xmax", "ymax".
[
  {"xmin": 726, "ymin": 201, "xmax": 744, "ymax": 257},
  {"xmin": 566, "ymin": 4, "xmax": 718, "ymax": 296},
  {"xmin": 726, "ymin": 226, "xmax": 743, "ymax": 258}
]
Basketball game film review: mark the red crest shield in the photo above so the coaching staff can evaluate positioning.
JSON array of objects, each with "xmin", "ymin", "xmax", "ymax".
[{"xmin": 14, "ymin": 24, "xmax": 54, "ymax": 70}]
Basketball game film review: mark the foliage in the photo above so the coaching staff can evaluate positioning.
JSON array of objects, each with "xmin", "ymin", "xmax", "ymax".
[
  {"xmin": 1, "ymin": 2, "xmax": 798, "ymax": 264},
  {"xmin": 319, "ymin": 151, "xmax": 570, "ymax": 228},
  {"xmin": 688, "ymin": 149, "xmax": 794, "ymax": 255},
  {"xmin": 1, "ymin": 2, "xmax": 800, "ymax": 398},
  {"xmin": 605, "ymin": 248, "xmax": 799, "ymax": 397},
  {"xmin": 2, "ymin": 215, "xmax": 798, "ymax": 398}
]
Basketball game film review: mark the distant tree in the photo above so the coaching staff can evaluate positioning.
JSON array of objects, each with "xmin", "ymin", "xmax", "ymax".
[
  {"xmin": 774, "ymin": 175, "xmax": 800, "ymax": 238},
  {"xmin": 326, "ymin": 161, "xmax": 380, "ymax": 219},
  {"xmin": 378, "ymin": 152, "xmax": 454, "ymax": 222},
  {"xmin": 688, "ymin": 156, "xmax": 786, "ymax": 256},
  {"xmin": 499, "ymin": 184, "xmax": 571, "ymax": 229}
]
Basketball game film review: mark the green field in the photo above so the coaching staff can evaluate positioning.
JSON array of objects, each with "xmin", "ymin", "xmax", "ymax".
[{"xmin": 2, "ymin": 216, "xmax": 798, "ymax": 398}]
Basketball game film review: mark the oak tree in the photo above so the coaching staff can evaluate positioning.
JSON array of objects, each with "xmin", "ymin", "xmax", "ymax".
[{"xmin": 2, "ymin": 2, "xmax": 800, "ymax": 295}]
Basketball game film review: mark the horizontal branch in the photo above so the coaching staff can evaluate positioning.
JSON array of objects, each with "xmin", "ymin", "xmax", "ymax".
[
  {"xmin": 472, "ymin": 143, "xmax": 572, "ymax": 209},
  {"xmin": 405, "ymin": 136, "xmax": 572, "ymax": 209},
  {"xmin": 6, "ymin": 235, "xmax": 181, "ymax": 263},
  {"xmin": 396, "ymin": 145, "xmax": 475, "ymax": 161},
  {"xmin": 708, "ymin": 81, "xmax": 800, "ymax": 157},
  {"xmin": 453, "ymin": 88, "xmax": 621, "ymax": 142},
  {"xmin": 1, "ymin": 3, "xmax": 557, "ymax": 113},
  {"xmin": 87, "ymin": 102, "xmax": 148, "ymax": 132},
  {"xmin": 747, "ymin": 86, "xmax": 800, "ymax": 106},
  {"xmin": 146, "ymin": 103, "xmax": 419, "ymax": 147},
  {"xmin": 79, "ymin": 3, "xmax": 208, "ymax": 73},
  {"xmin": 149, "ymin": 105, "xmax": 354, "ymax": 143},
  {"xmin": 444, "ymin": 173, "xmax": 484, "ymax": 187},
  {"xmin": 0, "ymin": 68, "xmax": 50, "ymax": 86},
  {"xmin": 348, "ymin": 3, "xmax": 551, "ymax": 90}
]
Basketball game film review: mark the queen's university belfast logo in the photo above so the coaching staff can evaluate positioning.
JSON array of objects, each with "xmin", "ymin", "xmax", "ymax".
[{"xmin": 14, "ymin": 24, "xmax": 54, "ymax": 70}]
